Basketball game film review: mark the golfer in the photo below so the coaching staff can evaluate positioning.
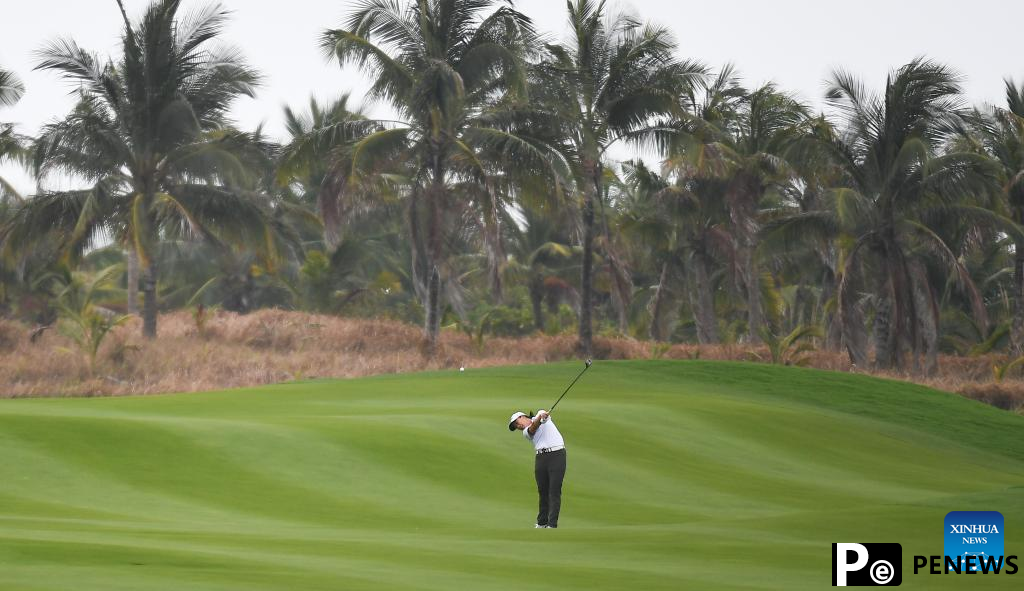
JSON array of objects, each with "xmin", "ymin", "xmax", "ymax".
[{"xmin": 508, "ymin": 409, "xmax": 566, "ymax": 528}]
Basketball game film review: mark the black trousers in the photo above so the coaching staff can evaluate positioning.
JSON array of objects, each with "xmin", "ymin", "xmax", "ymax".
[{"xmin": 534, "ymin": 448, "xmax": 566, "ymax": 527}]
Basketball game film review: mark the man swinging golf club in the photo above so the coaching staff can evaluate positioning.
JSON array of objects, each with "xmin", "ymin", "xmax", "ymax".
[{"xmin": 508, "ymin": 359, "xmax": 591, "ymax": 529}]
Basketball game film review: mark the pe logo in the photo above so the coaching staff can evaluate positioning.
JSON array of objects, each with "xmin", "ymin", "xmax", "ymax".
[
  {"xmin": 944, "ymin": 511, "xmax": 1003, "ymax": 573},
  {"xmin": 832, "ymin": 543, "xmax": 902, "ymax": 586}
]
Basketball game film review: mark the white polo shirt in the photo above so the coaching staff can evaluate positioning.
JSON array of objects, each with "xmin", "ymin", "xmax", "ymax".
[{"xmin": 523, "ymin": 418, "xmax": 565, "ymax": 452}]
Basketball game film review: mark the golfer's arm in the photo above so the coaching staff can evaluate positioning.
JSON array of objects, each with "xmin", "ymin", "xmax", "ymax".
[{"xmin": 527, "ymin": 418, "xmax": 542, "ymax": 435}]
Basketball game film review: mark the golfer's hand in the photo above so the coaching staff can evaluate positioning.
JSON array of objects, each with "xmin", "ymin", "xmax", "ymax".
[{"xmin": 536, "ymin": 410, "xmax": 549, "ymax": 422}]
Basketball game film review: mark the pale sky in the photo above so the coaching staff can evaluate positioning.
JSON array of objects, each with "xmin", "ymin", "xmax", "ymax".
[{"xmin": 2, "ymin": 0, "xmax": 1023, "ymax": 195}]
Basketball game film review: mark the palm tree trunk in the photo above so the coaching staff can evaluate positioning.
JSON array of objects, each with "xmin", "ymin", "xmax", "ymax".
[
  {"xmin": 649, "ymin": 261, "xmax": 673, "ymax": 341},
  {"xmin": 1013, "ymin": 248, "xmax": 1024, "ymax": 354},
  {"xmin": 579, "ymin": 194, "xmax": 595, "ymax": 355},
  {"xmin": 138, "ymin": 187, "xmax": 158, "ymax": 339},
  {"xmin": 318, "ymin": 178, "xmax": 344, "ymax": 251},
  {"xmin": 836, "ymin": 246, "xmax": 868, "ymax": 367},
  {"xmin": 609, "ymin": 263, "xmax": 630, "ymax": 335},
  {"xmin": 690, "ymin": 251, "xmax": 719, "ymax": 344},
  {"xmin": 892, "ymin": 253, "xmax": 916, "ymax": 372},
  {"xmin": 408, "ymin": 194, "xmax": 428, "ymax": 304},
  {"xmin": 873, "ymin": 276, "xmax": 897, "ymax": 370},
  {"xmin": 142, "ymin": 262, "xmax": 158, "ymax": 339},
  {"xmin": 738, "ymin": 247, "xmax": 763, "ymax": 343},
  {"xmin": 820, "ymin": 271, "xmax": 841, "ymax": 351},
  {"xmin": 598, "ymin": 182, "xmax": 632, "ymax": 336},
  {"xmin": 485, "ymin": 228, "xmax": 505, "ymax": 305},
  {"xmin": 425, "ymin": 265, "xmax": 441, "ymax": 347},
  {"xmin": 825, "ymin": 313, "xmax": 842, "ymax": 352},
  {"xmin": 840, "ymin": 293, "xmax": 869, "ymax": 368},
  {"xmin": 874, "ymin": 229, "xmax": 922, "ymax": 372},
  {"xmin": 126, "ymin": 247, "xmax": 139, "ymax": 314},
  {"xmin": 423, "ymin": 154, "xmax": 446, "ymax": 351},
  {"xmin": 483, "ymin": 192, "xmax": 505, "ymax": 305},
  {"xmin": 910, "ymin": 261, "xmax": 938, "ymax": 376},
  {"xmin": 578, "ymin": 161, "xmax": 598, "ymax": 357},
  {"xmin": 727, "ymin": 174, "xmax": 763, "ymax": 343}
]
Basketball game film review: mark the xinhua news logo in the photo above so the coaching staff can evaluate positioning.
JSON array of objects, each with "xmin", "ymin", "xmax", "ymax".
[
  {"xmin": 944, "ymin": 511, "xmax": 1003, "ymax": 572},
  {"xmin": 911, "ymin": 510, "xmax": 1018, "ymax": 575},
  {"xmin": 832, "ymin": 543, "xmax": 902, "ymax": 586}
]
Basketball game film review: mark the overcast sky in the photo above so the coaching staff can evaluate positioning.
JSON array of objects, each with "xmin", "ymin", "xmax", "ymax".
[{"xmin": 2, "ymin": 0, "xmax": 1023, "ymax": 195}]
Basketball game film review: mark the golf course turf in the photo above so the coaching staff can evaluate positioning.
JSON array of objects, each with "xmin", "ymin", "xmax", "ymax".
[{"xmin": 0, "ymin": 360, "xmax": 1022, "ymax": 590}]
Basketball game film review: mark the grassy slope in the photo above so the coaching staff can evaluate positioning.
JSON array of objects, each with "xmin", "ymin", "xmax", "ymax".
[{"xmin": 0, "ymin": 360, "xmax": 1021, "ymax": 590}]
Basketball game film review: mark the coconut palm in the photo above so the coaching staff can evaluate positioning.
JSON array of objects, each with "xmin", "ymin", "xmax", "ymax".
[
  {"xmin": 971, "ymin": 80, "xmax": 1024, "ymax": 352},
  {"xmin": 0, "ymin": 66, "xmax": 27, "ymax": 204},
  {"xmin": 652, "ymin": 66, "xmax": 753, "ymax": 343},
  {"xmin": 504, "ymin": 205, "xmax": 577, "ymax": 331},
  {"xmin": 721, "ymin": 84, "xmax": 811, "ymax": 343},
  {"xmin": 771, "ymin": 59, "xmax": 998, "ymax": 374},
  {"xmin": 615, "ymin": 161, "xmax": 676, "ymax": 340},
  {"xmin": 665, "ymin": 72, "xmax": 810, "ymax": 343},
  {"xmin": 1, "ymin": 70, "xmax": 61, "ymax": 317},
  {"xmin": 321, "ymin": 0, "xmax": 558, "ymax": 348},
  {"xmin": 277, "ymin": 94, "xmax": 381, "ymax": 250},
  {"xmin": 593, "ymin": 168, "xmax": 637, "ymax": 336},
  {"xmin": 0, "ymin": 68, "xmax": 23, "ymax": 108},
  {"xmin": 535, "ymin": 0, "xmax": 703, "ymax": 355},
  {"xmin": 0, "ymin": 63, "xmax": 59, "ymax": 319},
  {"xmin": 619, "ymin": 158, "xmax": 732, "ymax": 344},
  {"xmin": 0, "ymin": 0, "xmax": 288, "ymax": 338}
]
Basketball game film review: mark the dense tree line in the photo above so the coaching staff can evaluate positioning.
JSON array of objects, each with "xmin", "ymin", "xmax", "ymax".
[{"xmin": 2, "ymin": 0, "xmax": 1024, "ymax": 376}]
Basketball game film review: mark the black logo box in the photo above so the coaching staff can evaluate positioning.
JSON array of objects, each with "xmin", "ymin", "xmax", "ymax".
[{"xmin": 832, "ymin": 543, "xmax": 903, "ymax": 586}]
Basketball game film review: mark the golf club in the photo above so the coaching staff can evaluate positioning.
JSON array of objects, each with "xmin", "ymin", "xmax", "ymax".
[{"xmin": 545, "ymin": 359, "xmax": 592, "ymax": 415}]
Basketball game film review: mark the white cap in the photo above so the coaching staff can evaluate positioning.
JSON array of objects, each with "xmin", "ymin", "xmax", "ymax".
[{"xmin": 508, "ymin": 411, "xmax": 528, "ymax": 431}]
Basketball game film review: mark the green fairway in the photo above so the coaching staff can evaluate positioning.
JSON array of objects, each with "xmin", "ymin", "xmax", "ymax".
[{"xmin": 0, "ymin": 361, "xmax": 1021, "ymax": 590}]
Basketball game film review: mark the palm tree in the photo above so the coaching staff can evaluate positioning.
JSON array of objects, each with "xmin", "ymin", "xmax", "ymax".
[
  {"xmin": 536, "ymin": 0, "xmax": 703, "ymax": 355},
  {"xmin": 0, "ymin": 0, "xmax": 286, "ymax": 338},
  {"xmin": 620, "ymin": 159, "xmax": 731, "ymax": 344},
  {"xmin": 277, "ymin": 94, "xmax": 379, "ymax": 251},
  {"xmin": 505, "ymin": 205, "xmax": 577, "ymax": 331},
  {"xmin": 321, "ymin": 0, "xmax": 556, "ymax": 349},
  {"xmin": 0, "ymin": 68, "xmax": 22, "ymax": 107},
  {"xmin": 595, "ymin": 169, "xmax": 636, "ymax": 336},
  {"xmin": 722, "ymin": 84, "xmax": 810, "ymax": 343},
  {"xmin": 972, "ymin": 80, "xmax": 1024, "ymax": 352},
  {"xmin": 0, "ymin": 66, "xmax": 27, "ymax": 204},
  {"xmin": 654, "ymin": 66, "xmax": 753, "ymax": 343},
  {"xmin": 615, "ymin": 161, "xmax": 676, "ymax": 340},
  {"xmin": 768, "ymin": 114, "xmax": 850, "ymax": 349},
  {"xmin": 665, "ymin": 70, "xmax": 810, "ymax": 343},
  {"xmin": 773, "ymin": 59, "xmax": 997, "ymax": 374}
]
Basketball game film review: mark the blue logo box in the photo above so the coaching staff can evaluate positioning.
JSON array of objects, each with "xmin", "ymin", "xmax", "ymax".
[{"xmin": 944, "ymin": 511, "xmax": 1004, "ymax": 572}]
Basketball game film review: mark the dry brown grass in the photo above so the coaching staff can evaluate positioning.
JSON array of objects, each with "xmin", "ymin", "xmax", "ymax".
[
  {"xmin": 957, "ymin": 383, "xmax": 1024, "ymax": 411},
  {"xmin": 0, "ymin": 318, "xmax": 24, "ymax": 353},
  {"xmin": 0, "ymin": 309, "xmax": 1023, "ymax": 411}
]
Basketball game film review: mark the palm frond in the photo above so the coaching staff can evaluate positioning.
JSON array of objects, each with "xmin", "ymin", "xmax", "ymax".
[{"xmin": 0, "ymin": 68, "xmax": 25, "ymax": 107}]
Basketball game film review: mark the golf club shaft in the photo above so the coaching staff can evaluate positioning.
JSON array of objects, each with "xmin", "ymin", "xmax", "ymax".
[{"xmin": 548, "ymin": 360, "xmax": 592, "ymax": 413}]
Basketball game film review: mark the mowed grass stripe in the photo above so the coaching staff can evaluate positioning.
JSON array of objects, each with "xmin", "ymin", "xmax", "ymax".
[{"xmin": 1, "ymin": 360, "xmax": 1022, "ymax": 590}]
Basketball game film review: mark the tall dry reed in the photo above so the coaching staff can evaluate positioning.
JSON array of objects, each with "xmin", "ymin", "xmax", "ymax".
[{"xmin": 0, "ymin": 310, "xmax": 1021, "ymax": 412}]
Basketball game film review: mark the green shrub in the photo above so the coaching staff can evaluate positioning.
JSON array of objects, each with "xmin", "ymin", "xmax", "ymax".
[
  {"xmin": 545, "ymin": 304, "xmax": 577, "ymax": 335},
  {"xmin": 299, "ymin": 250, "xmax": 334, "ymax": 312},
  {"xmin": 483, "ymin": 306, "xmax": 534, "ymax": 337},
  {"xmin": 55, "ymin": 266, "xmax": 131, "ymax": 375}
]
